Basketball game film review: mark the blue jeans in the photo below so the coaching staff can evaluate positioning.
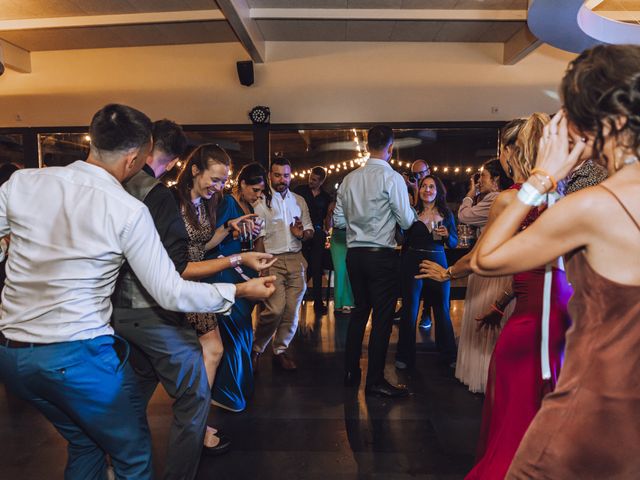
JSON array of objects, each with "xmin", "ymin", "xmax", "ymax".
[
  {"xmin": 0, "ymin": 335, "xmax": 153, "ymax": 480},
  {"xmin": 397, "ymin": 249, "xmax": 457, "ymax": 367}
]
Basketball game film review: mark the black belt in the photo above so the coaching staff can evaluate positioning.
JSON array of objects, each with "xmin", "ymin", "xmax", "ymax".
[
  {"xmin": 0, "ymin": 332, "xmax": 47, "ymax": 348},
  {"xmin": 349, "ymin": 247, "xmax": 395, "ymax": 253}
]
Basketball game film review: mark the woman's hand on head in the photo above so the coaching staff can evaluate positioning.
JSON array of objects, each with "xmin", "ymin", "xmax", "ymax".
[{"xmin": 535, "ymin": 110, "xmax": 587, "ymax": 186}]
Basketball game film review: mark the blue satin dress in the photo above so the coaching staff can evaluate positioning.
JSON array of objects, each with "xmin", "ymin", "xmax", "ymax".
[{"xmin": 205, "ymin": 194, "xmax": 256, "ymax": 412}]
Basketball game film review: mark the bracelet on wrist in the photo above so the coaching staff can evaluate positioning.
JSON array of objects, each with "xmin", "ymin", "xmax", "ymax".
[
  {"xmin": 517, "ymin": 181, "xmax": 546, "ymax": 206},
  {"xmin": 229, "ymin": 254, "xmax": 243, "ymax": 268},
  {"xmin": 530, "ymin": 168, "xmax": 557, "ymax": 192},
  {"xmin": 446, "ymin": 266, "xmax": 454, "ymax": 280}
]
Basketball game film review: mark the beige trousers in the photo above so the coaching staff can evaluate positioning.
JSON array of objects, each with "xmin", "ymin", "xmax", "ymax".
[{"xmin": 253, "ymin": 251, "xmax": 307, "ymax": 355}]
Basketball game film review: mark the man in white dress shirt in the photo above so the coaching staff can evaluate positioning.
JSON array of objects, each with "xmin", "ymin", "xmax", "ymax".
[
  {"xmin": 253, "ymin": 157, "xmax": 314, "ymax": 371},
  {"xmin": 334, "ymin": 125, "xmax": 417, "ymax": 398},
  {"xmin": 0, "ymin": 104, "xmax": 275, "ymax": 480}
]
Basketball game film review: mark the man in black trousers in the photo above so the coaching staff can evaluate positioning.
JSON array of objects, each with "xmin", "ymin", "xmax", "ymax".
[
  {"xmin": 333, "ymin": 125, "xmax": 417, "ymax": 397},
  {"xmin": 294, "ymin": 166, "xmax": 332, "ymax": 314}
]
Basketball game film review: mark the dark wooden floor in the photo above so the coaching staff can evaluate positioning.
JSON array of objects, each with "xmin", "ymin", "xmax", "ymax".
[{"xmin": 0, "ymin": 301, "xmax": 483, "ymax": 480}]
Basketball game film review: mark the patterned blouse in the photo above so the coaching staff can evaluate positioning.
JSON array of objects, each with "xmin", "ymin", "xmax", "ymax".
[{"xmin": 181, "ymin": 199, "xmax": 218, "ymax": 335}]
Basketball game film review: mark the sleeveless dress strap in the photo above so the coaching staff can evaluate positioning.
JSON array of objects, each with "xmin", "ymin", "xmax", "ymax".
[{"xmin": 599, "ymin": 184, "xmax": 640, "ymax": 233}]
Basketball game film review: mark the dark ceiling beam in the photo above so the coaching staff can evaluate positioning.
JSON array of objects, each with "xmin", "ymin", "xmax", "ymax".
[
  {"xmin": 502, "ymin": 25, "xmax": 542, "ymax": 65},
  {"xmin": 217, "ymin": 0, "xmax": 266, "ymax": 63}
]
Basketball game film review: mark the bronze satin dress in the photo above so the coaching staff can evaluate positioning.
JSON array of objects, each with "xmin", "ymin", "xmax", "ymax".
[{"xmin": 507, "ymin": 244, "xmax": 640, "ymax": 478}]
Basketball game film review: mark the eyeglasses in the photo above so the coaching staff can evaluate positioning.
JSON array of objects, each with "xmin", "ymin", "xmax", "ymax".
[{"xmin": 414, "ymin": 169, "xmax": 429, "ymax": 178}]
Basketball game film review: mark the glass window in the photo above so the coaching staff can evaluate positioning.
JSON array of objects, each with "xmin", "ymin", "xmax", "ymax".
[
  {"xmin": 0, "ymin": 134, "xmax": 25, "ymax": 167},
  {"xmin": 38, "ymin": 133, "xmax": 90, "ymax": 168},
  {"xmin": 161, "ymin": 130, "xmax": 254, "ymax": 187},
  {"xmin": 270, "ymin": 127, "xmax": 499, "ymax": 202}
]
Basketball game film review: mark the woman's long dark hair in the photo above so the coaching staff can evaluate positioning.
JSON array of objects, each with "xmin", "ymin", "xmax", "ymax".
[
  {"xmin": 175, "ymin": 143, "xmax": 231, "ymax": 227},
  {"xmin": 483, "ymin": 158, "xmax": 513, "ymax": 191},
  {"xmin": 415, "ymin": 175, "xmax": 451, "ymax": 218},
  {"xmin": 235, "ymin": 162, "xmax": 271, "ymax": 207}
]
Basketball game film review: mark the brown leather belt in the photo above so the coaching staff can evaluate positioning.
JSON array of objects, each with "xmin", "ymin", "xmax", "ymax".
[{"xmin": 0, "ymin": 332, "xmax": 47, "ymax": 348}]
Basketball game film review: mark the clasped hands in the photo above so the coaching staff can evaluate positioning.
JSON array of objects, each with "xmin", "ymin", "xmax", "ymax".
[{"xmin": 234, "ymin": 252, "xmax": 278, "ymax": 301}]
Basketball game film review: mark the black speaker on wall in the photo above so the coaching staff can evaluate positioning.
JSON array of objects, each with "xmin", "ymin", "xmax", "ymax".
[{"xmin": 236, "ymin": 61, "xmax": 254, "ymax": 87}]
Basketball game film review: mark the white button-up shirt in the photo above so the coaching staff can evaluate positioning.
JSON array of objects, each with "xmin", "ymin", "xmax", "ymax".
[
  {"xmin": 0, "ymin": 161, "xmax": 235, "ymax": 343},
  {"xmin": 254, "ymin": 187, "xmax": 312, "ymax": 255},
  {"xmin": 333, "ymin": 158, "xmax": 417, "ymax": 248}
]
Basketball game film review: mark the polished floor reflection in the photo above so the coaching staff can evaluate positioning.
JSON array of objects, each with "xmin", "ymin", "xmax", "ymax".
[{"xmin": 0, "ymin": 300, "xmax": 482, "ymax": 479}]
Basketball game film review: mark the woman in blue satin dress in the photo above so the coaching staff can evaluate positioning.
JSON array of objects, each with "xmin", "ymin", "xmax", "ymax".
[{"xmin": 206, "ymin": 163, "xmax": 269, "ymax": 412}]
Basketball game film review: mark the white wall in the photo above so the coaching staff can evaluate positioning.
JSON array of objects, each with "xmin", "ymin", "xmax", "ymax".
[{"xmin": 0, "ymin": 41, "xmax": 576, "ymax": 127}]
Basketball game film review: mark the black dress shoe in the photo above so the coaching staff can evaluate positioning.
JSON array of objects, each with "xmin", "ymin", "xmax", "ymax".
[
  {"xmin": 343, "ymin": 368, "xmax": 361, "ymax": 387},
  {"xmin": 202, "ymin": 434, "xmax": 231, "ymax": 456},
  {"xmin": 314, "ymin": 302, "xmax": 328, "ymax": 315},
  {"xmin": 365, "ymin": 379, "xmax": 409, "ymax": 398}
]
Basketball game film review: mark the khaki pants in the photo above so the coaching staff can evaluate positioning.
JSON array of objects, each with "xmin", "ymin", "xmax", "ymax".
[{"xmin": 253, "ymin": 251, "xmax": 307, "ymax": 355}]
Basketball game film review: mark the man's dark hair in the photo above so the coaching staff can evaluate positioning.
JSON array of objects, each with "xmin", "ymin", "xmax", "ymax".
[
  {"xmin": 89, "ymin": 104, "xmax": 152, "ymax": 153},
  {"xmin": 367, "ymin": 125, "xmax": 394, "ymax": 151},
  {"xmin": 311, "ymin": 166, "xmax": 327, "ymax": 181},
  {"xmin": 152, "ymin": 119, "xmax": 187, "ymax": 158},
  {"xmin": 270, "ymin": 157, "xmax": 292, "ymax": 171}
]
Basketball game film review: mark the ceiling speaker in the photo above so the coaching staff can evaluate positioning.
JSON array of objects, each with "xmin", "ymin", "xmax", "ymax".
[{"xmin": 236, "ymin": 60, "xmax": 254, "ymax": 87}]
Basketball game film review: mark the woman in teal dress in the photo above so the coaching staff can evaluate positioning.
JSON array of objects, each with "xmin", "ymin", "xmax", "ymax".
[
  {"xmin": 327, "ymin": 195, "xmax": 354, "ymax": 313},
  {"xmin": 206, "ymin": 163, "xmax": 269, "ymax": 412}
]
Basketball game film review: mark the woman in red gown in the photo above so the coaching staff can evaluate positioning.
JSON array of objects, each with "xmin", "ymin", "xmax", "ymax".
[{"xmin": 465, "ymin": 114, "xmax": 573, "ymax": 480}]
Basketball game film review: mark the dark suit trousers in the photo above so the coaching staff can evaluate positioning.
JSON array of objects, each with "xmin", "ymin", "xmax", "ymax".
[
  {"xmin": 302, "ymin": 227, "xmax": 327, "ymax": 304},
  {"xmin": 112, "ymin": 307, "xmax": 210, "ymax": 480},
  {"xmin": 345, "ymin": 248, "xmax": 399, "ymax": 385}
]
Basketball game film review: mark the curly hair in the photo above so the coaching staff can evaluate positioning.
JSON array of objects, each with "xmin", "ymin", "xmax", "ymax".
[{"xmin": 561, "ymin": 44, "xmax": 640, "ymax": 165}]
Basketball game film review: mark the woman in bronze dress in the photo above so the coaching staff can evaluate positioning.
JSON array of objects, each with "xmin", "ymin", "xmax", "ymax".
[{"xmin": 472, "ymin": 44, "xmax": 640, "ymax": 478}]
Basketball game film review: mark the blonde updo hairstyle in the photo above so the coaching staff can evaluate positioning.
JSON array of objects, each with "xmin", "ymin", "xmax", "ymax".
[{"xmin": 501, "ymin": 113, "xmax": 550, "ymax": 179}]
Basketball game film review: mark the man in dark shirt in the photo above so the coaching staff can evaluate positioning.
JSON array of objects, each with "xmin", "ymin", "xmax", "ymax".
[
  {"xmin": 294, "ymin": 166, "xmax": 332, "ymax": 314},
  {"xmin": 111, "ymin": 121, "xmax": 275, "ymax": 480}
]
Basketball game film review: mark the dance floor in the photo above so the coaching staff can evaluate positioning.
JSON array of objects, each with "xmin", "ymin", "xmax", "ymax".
[{"xmin": 0, "ymin": 300, "xmax": 483, "ymax": 479}]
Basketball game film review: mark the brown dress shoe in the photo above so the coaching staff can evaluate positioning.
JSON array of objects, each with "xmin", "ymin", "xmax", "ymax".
[
  {"xmin": 251, "ymin": 351, "xmax": 260, "ymax": 374},
  {"xmin": 272, "ymin": 352, "xmax": 297, "ymax": 371}
]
